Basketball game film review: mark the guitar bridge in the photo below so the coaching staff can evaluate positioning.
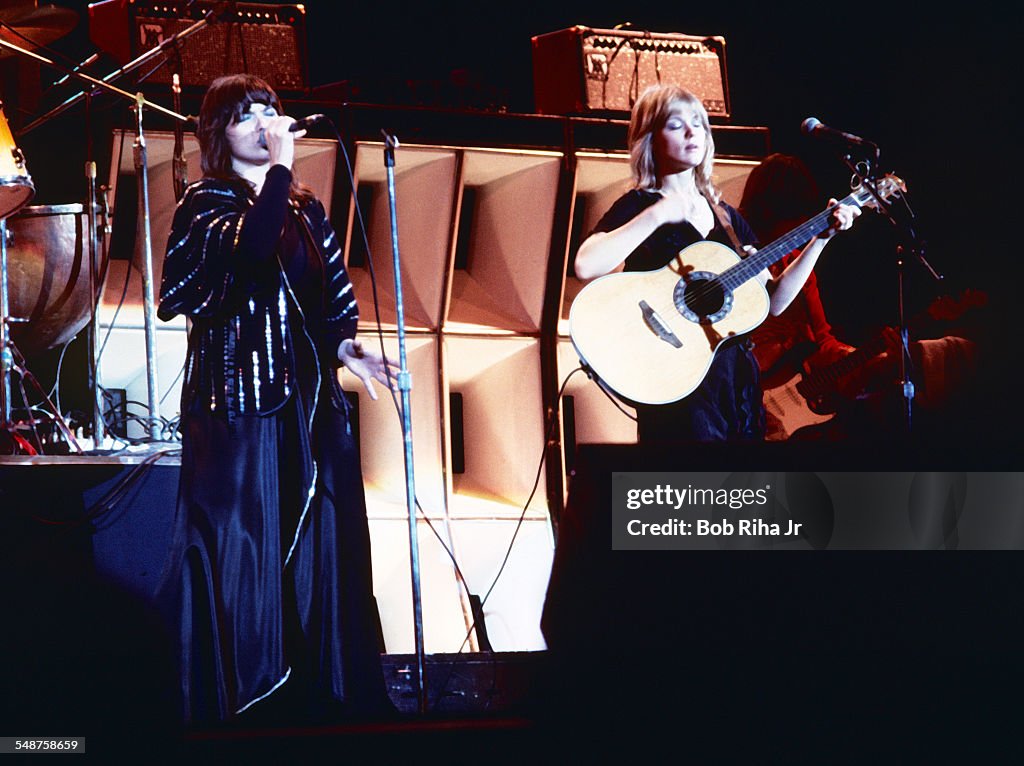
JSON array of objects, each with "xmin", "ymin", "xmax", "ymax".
[{"xmin": 639, "ymin": 300, "xmax": 682, "ymax": 348}]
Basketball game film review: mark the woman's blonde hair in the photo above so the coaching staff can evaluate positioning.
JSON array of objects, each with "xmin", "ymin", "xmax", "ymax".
[{"xmin": 628, "ymin": 84, "xmax": 720, "ymax": 203}]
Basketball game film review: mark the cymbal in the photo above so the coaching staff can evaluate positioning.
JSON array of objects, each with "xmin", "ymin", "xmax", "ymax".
[{"xmin": 0, "ymin": 2, "xmax": 78, "ymax": 59}]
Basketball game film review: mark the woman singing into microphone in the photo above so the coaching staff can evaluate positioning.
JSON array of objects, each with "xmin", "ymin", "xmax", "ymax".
[{"xmin": 157, "ymin": 74, "xmax": 394, "ymax": 723}]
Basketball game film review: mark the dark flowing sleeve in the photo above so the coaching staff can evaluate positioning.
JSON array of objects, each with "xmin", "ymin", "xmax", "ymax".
[
  {"xmin": 312, "ymin": 200, "xmax": 358, "ymax": 363},
  {"xmin": 158, "ymin": 181, "xmax": 245, "ymax": 321}
]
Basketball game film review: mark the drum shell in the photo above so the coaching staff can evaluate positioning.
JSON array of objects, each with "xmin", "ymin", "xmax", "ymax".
[
  {"xmin": 6, "ymin": 204, "xmax": 102, "ymax": 354},
  {"xmin": 0, "ymin": 104, "xmax": 34, "ymax": 218}
]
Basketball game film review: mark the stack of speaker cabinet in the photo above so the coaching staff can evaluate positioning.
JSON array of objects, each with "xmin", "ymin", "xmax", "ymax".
[{"xmin": 97, "ymin": 93, "xmax": 768, "ymax": 658}]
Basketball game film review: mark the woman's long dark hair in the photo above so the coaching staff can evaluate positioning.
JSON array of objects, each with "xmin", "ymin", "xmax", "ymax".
[
  {"xmin": 738, "ymin": 153, "xmax": 821, "ymax": 243},
  {"xmin": 197, "ymin": 73, "xmax": 314, "ymax": 204}
]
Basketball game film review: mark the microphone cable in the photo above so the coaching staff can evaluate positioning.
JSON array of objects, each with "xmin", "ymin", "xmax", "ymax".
[{"xmin": 322, "ymin": 114, "xmax": 599, "ymax": 712}]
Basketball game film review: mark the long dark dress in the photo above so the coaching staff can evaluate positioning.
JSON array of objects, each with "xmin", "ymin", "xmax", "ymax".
[
  {"xmin": 591, "ymin": 189, "xmax": 766, "ymax": 442},
  {"xmin": 157, "ymin": 166, "xmax": 388, "ymax": 722}
]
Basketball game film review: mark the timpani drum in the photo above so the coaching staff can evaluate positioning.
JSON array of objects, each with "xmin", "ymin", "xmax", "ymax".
[{"xmin": 5, "ymin": 203, "xmax": 104, "ymax": 354}]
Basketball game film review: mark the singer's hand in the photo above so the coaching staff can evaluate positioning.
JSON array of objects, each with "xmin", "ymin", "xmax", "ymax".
[
  {"xmin": 262, "ymin": 115, "xmax": 302, "ymax": 170},
  {"xmin": 338, "ymin": 338, "xmax": 399, "ymax": 400}
]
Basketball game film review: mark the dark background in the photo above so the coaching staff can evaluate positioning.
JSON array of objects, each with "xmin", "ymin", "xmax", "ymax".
[
  {"xmin": 2, "ymin": 0, "xmax": 1020, "ymax": 457},
  {"xmin": 2, "ymin": 5, "xmax": 1022, "ymax": 759}
]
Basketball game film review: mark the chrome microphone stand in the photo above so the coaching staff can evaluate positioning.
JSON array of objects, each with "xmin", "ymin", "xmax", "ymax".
[
  {"xmin": 838, "ymin": 148, "xmax": 939, "ymax": 434},
  {"xmin": 1, "ymin": 218, "xmax": 15, "ymax": 430},
  {"xmin": 382, "ymin": 130, "xmax": 427, "ymax": 713},
  {"xmin": 8, "ymin": 14, "xmax": 210, "ymax": 444},
  {"xmin": 132, "ymin": 94, "xmax": 162, "ymax": 440}
]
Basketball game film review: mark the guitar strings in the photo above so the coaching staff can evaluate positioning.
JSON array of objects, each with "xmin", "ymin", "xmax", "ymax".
[
  {"xmin": 639, "ymin": 204, "xmax": 840, "ymax": 321},
  {"xmin": 676, "ymin": 177, "xmax": 900, "ymax": 311},
  {"xmin": 641, "ymin": 182, "xmax": 895, "ymax": 322}
]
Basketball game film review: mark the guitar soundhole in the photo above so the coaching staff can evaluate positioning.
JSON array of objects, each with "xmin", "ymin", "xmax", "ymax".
[{"xmin": 674, "ymin": 272, "xmax": 732, "ymax": 323}]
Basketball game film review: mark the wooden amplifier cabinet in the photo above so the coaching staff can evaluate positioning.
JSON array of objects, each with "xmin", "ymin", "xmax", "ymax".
[
  {"xmin": 532, "ymin": 25, "xmax": 730, "ymax": 119},
  {"xmin": 88, "ymin": 0, "xmax": 309, "ymax": 91}
]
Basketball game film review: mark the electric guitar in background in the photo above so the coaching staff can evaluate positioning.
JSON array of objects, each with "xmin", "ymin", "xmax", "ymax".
[
  {"xmin": 569, "ymin": 174, "xmax": 906, "ymax": 405},
  {"xmin": 761, "ymin": 289, "xmax": 986, "ymax": 439}
]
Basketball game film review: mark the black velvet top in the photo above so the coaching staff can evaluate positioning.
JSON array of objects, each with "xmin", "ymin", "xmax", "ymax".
[{"xmin": 592, "ymin": 189, "xmax": 760, "ymax": 270}]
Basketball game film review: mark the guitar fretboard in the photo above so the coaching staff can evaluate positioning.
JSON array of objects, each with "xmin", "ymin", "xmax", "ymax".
[{"xmin": 718, "ymin": 186, "xmax": 875, "ymax": 291}]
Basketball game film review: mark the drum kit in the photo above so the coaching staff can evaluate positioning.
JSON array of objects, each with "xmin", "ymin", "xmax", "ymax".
[{"xmin": 0, "ymin": 1, "xmax": 201, "ymax": 454}]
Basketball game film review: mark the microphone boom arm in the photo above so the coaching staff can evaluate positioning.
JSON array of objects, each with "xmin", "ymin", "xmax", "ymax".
[{"xmin": 12, "ymin": 11, "xmax": 214, "ymax": 136}]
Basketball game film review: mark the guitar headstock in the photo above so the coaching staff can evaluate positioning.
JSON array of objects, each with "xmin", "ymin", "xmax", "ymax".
[{"xmin": 852, "ymin": 173, "xmax": 907, "ymax": 211}]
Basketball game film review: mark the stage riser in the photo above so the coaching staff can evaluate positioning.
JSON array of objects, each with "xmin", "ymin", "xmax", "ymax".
[{"xmin": 0, "ymin": 459, "xmax": 551, "ymax": 656}]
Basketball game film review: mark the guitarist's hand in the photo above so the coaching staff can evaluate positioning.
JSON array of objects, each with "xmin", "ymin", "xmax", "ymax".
[
  {"xmin": 819, "ymin": 198, "xmax": 861, "ymax": 239},
  {"xmin": 652, "ymin": 188, "xmax": 708, "ymax": 227}
]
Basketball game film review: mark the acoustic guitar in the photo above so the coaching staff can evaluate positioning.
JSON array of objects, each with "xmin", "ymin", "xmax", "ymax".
[{"xmin": 569, "ymin": 174, "xmax": 906, "ymax": 404}]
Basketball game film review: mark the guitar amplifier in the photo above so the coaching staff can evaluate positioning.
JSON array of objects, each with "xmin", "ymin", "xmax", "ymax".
[
  {"xmin": 532, "ymin": 26, "xmax": 730, "ymax": 119},
  {"xmin": 88, "ymin": 0, "xmax": 309, "ymax": 91}
]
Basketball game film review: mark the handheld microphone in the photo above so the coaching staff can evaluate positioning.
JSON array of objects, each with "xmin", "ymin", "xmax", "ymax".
[
  {"xmin": 289, "ymin": 114, "xmax": 326, "ymax": 132},
  {"xmin": 800, "ymin": 117, "xmax": 873, "ymax": 147}
]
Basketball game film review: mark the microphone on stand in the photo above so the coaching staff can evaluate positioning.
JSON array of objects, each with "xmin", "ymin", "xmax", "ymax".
[
  {"xmin": 800, "ymin": 117, "xmax": 874, "ymax": 147},
  {"xmin": 258, "ymin": 115, "xmax": 326, "ymax": 148},
  {"xmin": 172, "ymin": 73, "xmax": 188, "ymax": 201},
  {"xmin": 52, "ymin": 53, "xmax": 100, "ymax": 88},
  {"xmin": 288, "ymin": 113, "xmax": 326, "ymax": 132}
]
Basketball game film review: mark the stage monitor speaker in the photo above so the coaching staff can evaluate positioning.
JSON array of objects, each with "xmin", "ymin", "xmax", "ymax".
[
  {"xmin": 532, "ymin": 26, "xmax": 730, "ymax": 119},
  {"xmin": 89, "ymin": 0, "xmax": 309, "ymax": 91}
]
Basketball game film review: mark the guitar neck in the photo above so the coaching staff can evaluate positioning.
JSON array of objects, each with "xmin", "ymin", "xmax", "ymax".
[
  {"xmin": 719, "ymin": 191, "xmax": 863, "ymax": 291},
  {"xmin": 798, "ymin": 334, "xmax": 889, "ymax": 398}
]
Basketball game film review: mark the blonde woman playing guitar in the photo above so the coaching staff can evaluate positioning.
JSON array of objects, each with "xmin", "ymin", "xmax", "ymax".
[{"xmin": 573, "ymin": 86, "xmax": 861, "ymax": 443}]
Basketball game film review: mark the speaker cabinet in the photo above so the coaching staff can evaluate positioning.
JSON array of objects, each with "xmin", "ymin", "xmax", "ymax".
[
  {"xmin": 89, "ymin": 1, "xmax": 309, "ymax": 91},
  {"xmin": 444, "ymin": 149, "xmax": 562, "ymax": 334},
  {"xmin": 443, "ymin": 335, "xmax": 548, "ymax": 515},
  {"xmin": 344, "ymin": 334, "xmax": 446, "ymax": 516},
  {"xmin": 345, "ymin": 143, "xmax": 457, "ymax": 332}
]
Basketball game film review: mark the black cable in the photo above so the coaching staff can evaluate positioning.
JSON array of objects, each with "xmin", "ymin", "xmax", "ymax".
[
  {"xmin": 325, "ymin": 114, "xmax": 479, "ymax": 677},
  {"xmin": 29, "ymin": 447, "xmax": 180, "ymax": 528},
  {"xmin": 94, "ymin": 131, "xmax": 132, "ymax": 372},
  {"xmin": 324, "ymin": 114, "xmax": 528, "ymax": 709},
  {"xmin": 428, "ymin": 366, "xmax": 587, "ymax": 712},
  {"xmin": 325, "ymin": 118, "xmax": 397, "ymax": 393},
  {"xmin": 86, "ymin": 448, "xmax": 181, "ymax": 529},
  {"xmin": 159, "ymin": 361, "xmax": 186, "ymax": 406},
  {"xmin": 324, "ymin": 116, "xmax": 593, "ymax": 712},
  {"xmin": 51, "ymin": 337, "xmax": 74, "ymax": 406},
  {"xmin": 591, "ymin": 371, "xmax": 639, "ymax": 421}
]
